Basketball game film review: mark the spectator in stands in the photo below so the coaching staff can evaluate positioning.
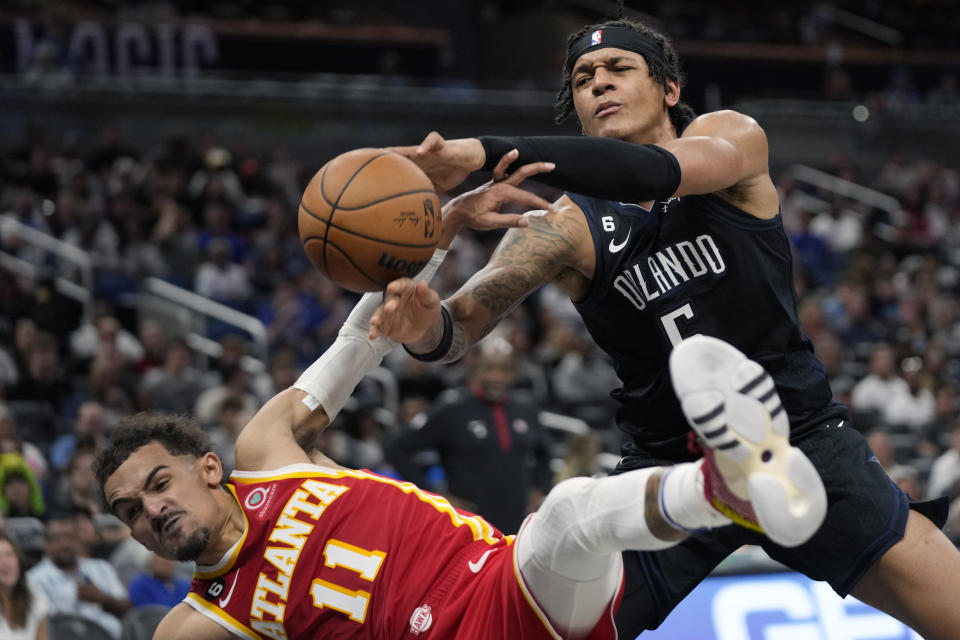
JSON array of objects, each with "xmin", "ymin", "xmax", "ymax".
[
  {"xmin": 9, "ymin": 319, "xmax": 37, "ymax": 379},
  {"xmin": 6, "ymin": 331, "xmax": 70, "ymax": 413},
  {"xmin": 197, "ymin": 198, "xmax": 248, "ymax": 262},
  {"xmin": 0, "ymin": 343, "xmax": 18, "ymax": 390},
  {"xmin": 60, "ymin": 203, "xmax": 121, "ymax": 272},
  {"xmin": 553, "ymin": 430, "xmax": 605, "ymax": 484},
  {"xmin": 331, "ymin": 403, "xmax": 390, "ymax": 472},
  {"xmin": 810, "ymin": 203, "xmax": 863, "ymax": 254},
  {"xmin": 0, "ymin": 407, "xmax": 49, "ymax": 483},
  {"xmin": 918, "ymin": 384, "xmax": 959, "ymax": 456},
  {"xmin": 928, "ymin": 422, "xmax": 960, "ymax": 500},
  {"xmin": 499, "ymin": 312, "xmax": 551, "ymax": 403},
  {"xmin": 927, "ymin": 72, "xmax": 959, "ymax": 106},
  {"xmin": 258, "ymin": 281, "xmax": 314, "ymax": 351},
  {"xmin": 251, "ymin": 346, "xmax": 299, "ymax": 404},
  {"xmin": 0, "ymin": 530, "xmax": 49, "ymax": 640},
  {"xmin": 27, "ymin": 512, "xmax": 130, "ymax": 639},
  {"xmin": 134, "ymin": 320, "xmax": 168, "ymax": 375},
  {"xmin": 866, "ymin": 429, "xmax": 897, "ymax": 471},
  {"xmin": 884, "ymin": 355, "xmax": 935, "ymax": 431},
  {"xmin": 50, "ymin": 448, "xmax": 103, "ymax": 517},
  {"xmin": 70, "ymin": 307, "xmax": 144, "ymax": 365},
  {"xmin": 550, "ymin": 321, "xmax": 620, "ymax": 426},
  {"xmin": 194, "ymin": 364, "xmax": 259, "ymax": 426},
  {"xmin": 188, "ymin": 148, "xmax": 246, "ymax": 209},
  {"xmin": 139, "ymin": 338, "xmax": 203, "ymax": 415},
  {"xmin": 151, "ymin": 195, "xmax": 199, "ymax": 288},
  {"xmin": 127, "ymin": 552, "xmax": 189, "ymax": 609},
  {"xmin": 852, "ymin": 343, "xmax": 909, "ymax": 424},
  {"xmin": 49, "ymin": 401, "xmax": 108, "ymax": 472},
  {"xmin": 81, "ymin": 342, "xmax": 137, "ymax": 426},
  {"xmin": 193, "ymin": 237, "xmax": 252, "ymax": 310},
  {"xmin": 888, "ymin": 464, "xmax": 924, "ymax": 500},
  {"xmin": 27, "ymin": 274, "xmax": 83, "ymax": 347},
  {"xmin": 810, "ymin": 330, "xmax": 859, "ymax": 390},
  {"xmin": 387, "ymin": 338, "xmax": 553, "ymax": 533},
  {"xmin": 206, "ymin": 395, "xmax": 253, "ymax": 475},
  {"xmin": 834, "ymin": 284, "xmax": 888, "ymax": 349},
  {"xmin": 0, "ymin": 454, "xmax": 44, "ymax": 519},
  {"xmin": 248, "ymin": 196, "xmax": 307, "ymax": 295},
  {"xmin": 878, "ymin": 65, "xmax": 923, "ymax": 109}
]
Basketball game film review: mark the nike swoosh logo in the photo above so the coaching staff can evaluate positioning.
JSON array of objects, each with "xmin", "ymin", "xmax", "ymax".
[
  {"xmin": 468, "ymin": 549, "xmax": 494, "ymax": 574},
  {"xmin": 219, "ymin": 573, "xmax": 240, "ymax": 607},
  {"xmin": 608, "ymin": 230, "xmax": 630, "ymax": 253}
]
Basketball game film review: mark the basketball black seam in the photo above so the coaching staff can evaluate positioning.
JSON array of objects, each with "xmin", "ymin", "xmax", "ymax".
[
  {"xmin": 331, "ymin": 189, "xmax": 437, "ymax": 210},
  {"xmin": 319, "ymin": 151, "xmax": 391, "ymax": 275},
  {"xmin": 300, "ymin": 202, "xmax": 436, "ymax": 248},
  {"xmin": 304, "ymin": 237, "xmax": 382, "ymax": 288}
]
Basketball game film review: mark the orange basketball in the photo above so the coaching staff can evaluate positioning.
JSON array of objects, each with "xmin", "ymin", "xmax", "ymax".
[{"xmin": 298, "ymin": 148, "xmax": 441, "ymax": 293}]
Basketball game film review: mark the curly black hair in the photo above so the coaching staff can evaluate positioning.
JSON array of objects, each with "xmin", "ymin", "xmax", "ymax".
[
  {"xmin": 93, "ymin": 413, "xmax": 213, "ymax": 494},
  {"xmin": 554, "ymin": 18, "xmax": 696, "ymax": 136}
]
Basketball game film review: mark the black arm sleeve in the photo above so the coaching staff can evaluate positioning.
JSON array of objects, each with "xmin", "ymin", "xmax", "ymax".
[{"xmin": 479, "ymin": 135, "xmax": 681, "ymax": 202}]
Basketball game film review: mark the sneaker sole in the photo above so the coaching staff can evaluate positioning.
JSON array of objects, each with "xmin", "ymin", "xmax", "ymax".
[{"xmin": 669, "ymin": 335, "xmax": 827, "ymax": 548}]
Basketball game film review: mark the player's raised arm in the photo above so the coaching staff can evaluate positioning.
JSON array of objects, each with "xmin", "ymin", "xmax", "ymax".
[
  {"xmin": 396, "ymin": 113, "xmax": 773, "ymax": 213},
  {"xmin": 237, "ymin": 152, "xmax": 555, "ymax": 472},
  {"xmin": 233, "ymin": 290, "xmax": 396, "ymax": 472},
  {"xmin": 371, "ymin": 195, "xmax": 592, "ymax": 363}
]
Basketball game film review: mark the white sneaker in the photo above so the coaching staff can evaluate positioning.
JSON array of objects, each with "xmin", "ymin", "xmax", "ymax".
[{"xmin": 669, "ymin": 335, "xmax": 827, "ymax": 548}]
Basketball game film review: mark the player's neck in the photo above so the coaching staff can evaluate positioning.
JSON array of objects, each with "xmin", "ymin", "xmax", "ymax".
[
  {"xmin": 617, "ymin": 116, "xmax": 677, "ymax": 147},
  {"xmin": 196, "ymin": 490, "xmax": 247, "ymax": 566}
]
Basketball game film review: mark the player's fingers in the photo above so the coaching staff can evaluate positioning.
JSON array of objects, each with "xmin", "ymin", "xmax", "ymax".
[
  {"xmin": 369, "ymin": 307, "xmax": 386, "ymax": 339},
  {"xmin": 372, "ymin": 282, "xmax": 409, "ymax": 337},
  {"xmin": 418, "ymin": 131, "xmax": 445, "ymax": 154},
  {"xmin": 505, "ymin": 161, "xmax": 555, "ymax": 185},
  {"xmin": 368, "ymin": 314, "xmax": 382, "ymax": 339},
  {"xmin": 491, "ymin": 149, "xmax": 519, "ymax": 182},
  {"xmin": 482, "ymin": 213, "xmax": 529, "ymax": 229},
  {"xmin": 414, "ymin": 280, "xmax": 440, "ymax": 307},
  {"xmin": 384, "ymin": 277, "xmax": 413, "ymax": 298},
  {"xmin": 494, "ymin": 183, "xmax": 554, "ymax": 211},
  {"xmin": 385, "ymin": 144, "xmax": 418, "ymax": 158}
]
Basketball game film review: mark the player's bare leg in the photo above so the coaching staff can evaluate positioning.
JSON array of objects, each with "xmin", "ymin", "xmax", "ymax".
[
  {"xmin": 670, "ymin": 334, "xmax": 828, "ymax": 548},
  {"xmin": 849, "ymin": 505, "xmax": 960, "ymax": 639}
]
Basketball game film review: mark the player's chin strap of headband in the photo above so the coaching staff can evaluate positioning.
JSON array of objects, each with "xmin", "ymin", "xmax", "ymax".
[{"xmin": 565, "ymin": 26, "xmax": 667, "ymax": 74}]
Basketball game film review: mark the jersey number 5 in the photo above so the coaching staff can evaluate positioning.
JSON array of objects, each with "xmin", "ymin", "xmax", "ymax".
[
  {"xmin": 660, "ymin": 303, "xmax": 695, "ymax": 346},
  {"xmin": 310, "ymin": 540, "xmax": 386, "ymax": 623}
]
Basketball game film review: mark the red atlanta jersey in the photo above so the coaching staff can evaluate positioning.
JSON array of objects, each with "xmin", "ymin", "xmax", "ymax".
[{"xmin": 184, "ymin": 463, "xmax": 615, "ymax": 640}]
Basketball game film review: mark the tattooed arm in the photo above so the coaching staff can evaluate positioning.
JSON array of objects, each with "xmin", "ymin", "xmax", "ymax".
[{"xmin": 370, "ymin": 196, "xmax": 594, "ymax": 361}]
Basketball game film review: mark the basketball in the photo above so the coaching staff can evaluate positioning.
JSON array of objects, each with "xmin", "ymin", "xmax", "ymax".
[{"xmin": 298, "ymin": 148, "xmax": 441, "ymax": 293}]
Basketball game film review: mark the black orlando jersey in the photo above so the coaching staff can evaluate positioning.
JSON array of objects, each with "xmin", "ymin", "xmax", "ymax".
[{"xmin": 566, "ymin": 192, "xmax": 846, "ymax": 460}]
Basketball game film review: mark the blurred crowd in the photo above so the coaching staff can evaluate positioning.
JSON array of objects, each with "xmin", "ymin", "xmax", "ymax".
[
  {"xmin": 9, "ymin": 1, "xmax": 957, "ymax": 50},
  {"xmin": 0, "ymin": 122, "xmax": 959, "ymax": 634}
]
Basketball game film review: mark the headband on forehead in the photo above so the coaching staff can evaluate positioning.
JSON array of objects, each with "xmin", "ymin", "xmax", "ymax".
[{"xmin": 566, "ymin": 26, "xmax": 667, "ymax": 73}]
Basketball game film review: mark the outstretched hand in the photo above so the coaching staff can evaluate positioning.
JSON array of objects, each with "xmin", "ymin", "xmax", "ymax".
[
  {"xmin": 388, "ymin": 132, "xmax": 486, "ymax": 192},
  {"xmin": 438, "ymin": 148, "xmax": 555, "ymax": 247},
  {"xmin": 369, "ymin": 279, "xmax": 441, "ymax": 345}
]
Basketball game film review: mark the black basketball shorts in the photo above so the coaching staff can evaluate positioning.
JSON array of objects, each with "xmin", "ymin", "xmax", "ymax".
[{"xmin": 611, "ymin": 418, "xmax": 946, "ymax": 634}]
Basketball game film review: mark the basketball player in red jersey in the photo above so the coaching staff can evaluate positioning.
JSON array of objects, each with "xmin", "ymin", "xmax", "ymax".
[{"xmin": 94, "ymin": 159, "xmax": 825, "ymax": 639}]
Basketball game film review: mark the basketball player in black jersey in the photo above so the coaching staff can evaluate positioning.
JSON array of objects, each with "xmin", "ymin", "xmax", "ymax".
[{"xmin": 369, "ymin": 16, "xmax": 960, "ymax": 640}]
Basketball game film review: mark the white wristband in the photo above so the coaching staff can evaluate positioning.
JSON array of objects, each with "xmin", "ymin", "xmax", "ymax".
[{"xmin": 293, "ymin": 336, "xmax": 381, "ymax": 422}]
